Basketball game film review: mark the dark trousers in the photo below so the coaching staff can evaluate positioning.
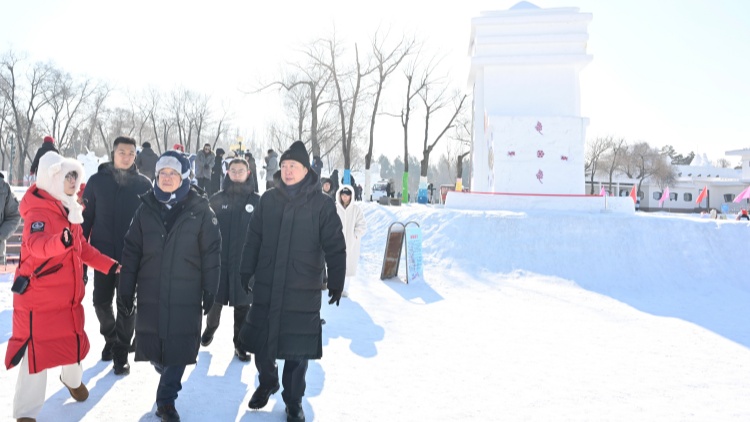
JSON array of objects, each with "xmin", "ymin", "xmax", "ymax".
[
  {"xmin": 255, "ymin": 354, "xmax": 308, "ymax": 404},
  {"xmin": 92, "ymin": 271, "xmax": 135, "ymax": 359},
  {"xmin": 152, "ymin": 362, "xmax": 187, "ymax": 407},
  {"xmin": 198, "ymin": 177, "xmax": 212, "ymax": 197},
  {"xmin": 205, "ymin": 303, "xmax": 250, "ymax": 348}
]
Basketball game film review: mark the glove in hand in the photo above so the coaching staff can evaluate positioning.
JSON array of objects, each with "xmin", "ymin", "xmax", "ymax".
[
  {"xmin": 328, "ymin": 289, "xmax": 342, "ymax": 306},
  {"xmin": 122, "ymin": 297, "xmax": 136, "ymax": 317}
]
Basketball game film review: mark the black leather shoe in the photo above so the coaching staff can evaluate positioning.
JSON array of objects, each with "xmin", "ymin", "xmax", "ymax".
[
  {"xmin": 200, "ymin": 329, "xmax": 214, "ymax": 347},
  {"xmin": 248, "ymin": 383, "xmax": 280, "ymax": 409},
  {"xmin": 156, "ymin": 404, "xmax": 180, "ymax": 421},
  {"xmin": 234, "ymin": 347, "xmax": 251, "ymax": 362},
  {"xmin": 285, "ymin": 401, "xmax": 305, "ymax": 422}
]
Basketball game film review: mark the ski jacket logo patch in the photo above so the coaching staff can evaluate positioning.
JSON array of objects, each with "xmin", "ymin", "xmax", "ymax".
[
  {"xmin": 245, "ymin": 204, "xmax": 254, "ymax": 213},
  {"xmin": 31, "ymin": 221, "xmax": 45, "ymax": 233}
]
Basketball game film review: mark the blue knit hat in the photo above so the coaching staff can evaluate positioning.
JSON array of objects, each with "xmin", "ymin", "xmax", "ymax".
[{"xmin": 155, "ymin": 150, "xmax": 191, "ymax": 180}]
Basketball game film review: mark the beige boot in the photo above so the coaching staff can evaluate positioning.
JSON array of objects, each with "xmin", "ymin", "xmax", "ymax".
[{"xmin": 60, "ymin": 376, "xmax": 89, "ymax": 402}]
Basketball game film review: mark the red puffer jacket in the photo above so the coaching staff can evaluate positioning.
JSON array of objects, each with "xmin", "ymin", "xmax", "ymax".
[{"xmin": 4, "ymin": 185, "xmax": 116, "ymax": 374}]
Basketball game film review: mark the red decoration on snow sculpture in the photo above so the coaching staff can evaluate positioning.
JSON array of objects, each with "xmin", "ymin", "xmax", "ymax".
[
  {"xmin": 537, "ymin": 150, "xmax": 545, "ymax": 158},
  {"xmin": 560, "ymin": 155, "xmax": 568, "ymax": 161},
  {"xmin": 535, "ymin": 121, "xmax": 543, "ymax": 134},
  {"xmin": 536, "ymin": 169, "xmax": 544, "ymax": 183},
  {"xmin": 507, "ymin": 151, "xmax": 515, "ymax": 157}
]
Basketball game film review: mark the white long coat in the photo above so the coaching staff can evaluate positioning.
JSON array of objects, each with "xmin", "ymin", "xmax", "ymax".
[{"xmin": 335, "ymin": 184, "xmax": 367, "ymax": 277}]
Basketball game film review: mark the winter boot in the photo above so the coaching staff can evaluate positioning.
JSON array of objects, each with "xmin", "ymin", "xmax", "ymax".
[
  {"xmin": 285, "ymin": 400, "xmax": 305, "ymax": 422},
  {"xmin": 234, "ymin": 347, "xmax": 251, "ymax": 362},
  {"xmin": 113, "ymin": 350, "xmax": 130, "ymax": 375},
  {"xmin": 156, "ymin": 404, "xmax": 180, "ymax": 421},
  {"xmin": 248, "ymin": 383, "xmax": 280, "ymax": 409},
  {"xmin": 200, "ymin": 328, "xmax": 215, "ymax": 347},
  {"xmin": 60, "ymin": 376, "xmax": 89, "ymax": 402},
  {"xmin": 16, "ymin": 418, "xmax": 36, "ymax": 422}
]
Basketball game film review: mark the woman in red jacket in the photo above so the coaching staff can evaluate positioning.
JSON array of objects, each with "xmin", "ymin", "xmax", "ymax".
[{"xmin": 5, "ymin": 152, "xmax": 118, "ymax": 421}]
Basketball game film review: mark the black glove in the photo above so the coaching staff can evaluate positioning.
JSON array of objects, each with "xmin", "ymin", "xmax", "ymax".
[
  {"xmin": 202, "ymin": 290, "xmax": 215, "ymax": 315},
  {"xmin": 61, "ymin": 228, "xmax": 72, "ymax": 247},
  {"xmin": 122, "ymin": 296, "xmax": 136, "ymax": 317},
  {"xmin": 328, "ymin": 289, "xmax": 342, "ymax": 306}
]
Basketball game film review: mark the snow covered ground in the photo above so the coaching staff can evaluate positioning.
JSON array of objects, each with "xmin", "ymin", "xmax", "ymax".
[{"xmin": 1, "ymin": 202, "xmax": 749, "ymax": 421}]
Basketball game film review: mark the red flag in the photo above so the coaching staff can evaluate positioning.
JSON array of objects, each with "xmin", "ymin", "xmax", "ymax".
[
  {"xmin": 696, "ymin": 185, "xmax": 708, "ymax": 205},
  {"xmin": 629, "ymin": 184, "xmax": 637, "ymax": 204}
]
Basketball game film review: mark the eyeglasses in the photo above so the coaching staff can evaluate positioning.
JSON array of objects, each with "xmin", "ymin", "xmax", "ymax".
[
  {"xmin": 229, "ymin": 169, "xmax": 247, "ymax": 175},
  {"xmin": 65, "ymin": 171, "xmax": 78, "ymax": 182},
  {"xmin": 158, "ymin": 170, "xmax": 181, "ymax": 179}
]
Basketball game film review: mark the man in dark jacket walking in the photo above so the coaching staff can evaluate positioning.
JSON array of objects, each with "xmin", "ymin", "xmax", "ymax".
[
  {"xmin": 135, "ymin": 141, "xmax": 159, "ymax": 181},
  {"xmin": 119, "ymin": 150, "xmax": 221, "ymax": 422},
  {"xmin": 29, "ymin": 136, "xmax": 59, "ymax": 176},
  {"xmin": 203, "ymin": 157, "xmax": 259, "ymax": 362},
  {"xmin": 240, "ymin": 140, "xmax": 346, "ymax": 422},
  {"xmin": 82, "ymin": 136, "xmax": 152, "ymax": 375}
]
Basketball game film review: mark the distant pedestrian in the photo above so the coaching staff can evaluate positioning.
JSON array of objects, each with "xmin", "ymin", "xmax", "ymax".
[
  {"xmin": 196, "ymin": 143, "xmax": 216, "ymax": 196},
  {"xmin": 29, "ymin": 136, "xmax": 58, "ymax": 177},
  {"xmin": 204, "ymin": 158, "xmax": 260, "ymax": 362},
  {"xmin": 0, "ymin": 174, "xmax": 21, "ymax": 265},
  {"xmin": 311, "ymin": 155, "xmax": 323, "ymax": 176},
  {"xmin": 119, "ymin": 150, "xmax": 221, "ymax": 422},
  {"xmin": 135, "ymin": 141, "xmax": 159, "ymax": 181},
  {"xmin": 321, "ymin": 177, "xmax": 335, "ymax": 201},
  {"xmin": 329, "ymin": 169, "xmax": 340, "ymax": 194},
  {"xmin": 212, "ymin": 148, "xmax": 225, "ymax": 193},
  {"xmin": 335, "ymin": 185, "xmax": 366, "ymax": 297},
  {"xmin": 264, "ymin": 149, "xmax": 279, "ymax": 190},
  {"xmin": 244, "ymin": 152, "xmax": 259, "ymax": 193}
]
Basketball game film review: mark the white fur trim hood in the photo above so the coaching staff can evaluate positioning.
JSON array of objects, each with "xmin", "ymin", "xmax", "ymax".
[{"xmin": 35, "ymin": 152, "xmax": 86, "ymax": 224}]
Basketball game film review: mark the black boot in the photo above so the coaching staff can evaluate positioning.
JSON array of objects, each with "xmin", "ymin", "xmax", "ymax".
[
  {"xmin": 113, "ymin": 350, "xmax": 130, "ymax": 375},
  {"xmin": 200, "ymin": 328, "xmax": 215, "ymax": 347},
  {"xmin": 156, "ymin": 404, "xmax": 180, "ymax": 421},
  {"xmin": 234, "ymin": 347, "xmax": 251, "ymax": 362},
  {"xmin": 248, "ymin": 383, "xmax": 280, "ymax": 409},
  {"xmin": 285, "ymin": 400, "xmax": 305, "ymax": 422}
]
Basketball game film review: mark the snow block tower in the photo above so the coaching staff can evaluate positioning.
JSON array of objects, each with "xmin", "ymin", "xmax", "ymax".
[{"xmin": 468, "ymin": 1, "xmax": 592, "ymax": 194}]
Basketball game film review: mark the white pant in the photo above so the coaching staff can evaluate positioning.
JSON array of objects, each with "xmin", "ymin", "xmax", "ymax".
[{"xmin": 14, "ymin": 348, "xmax": 83, "ymax": 419}]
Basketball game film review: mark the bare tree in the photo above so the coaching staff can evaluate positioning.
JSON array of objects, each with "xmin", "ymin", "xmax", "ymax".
[
  {"xmin": 43, "ymin": 69, "xmax": 101, "ymax": 156},
  {"xmin": 601, "ymin": 137, "xmax": 628, "ymax": 194},
  {"xmin": 365, "ymin": 29, "xmax": 415, "ymax": 193},
  {"xmin": 418, "ymin": 84, "xmax": 467, "ymax": 178},
  {"xmin": 395, "ymin": 52, "xmax": 428, "ymax": 201},
  {"xmin": 585, "ymin": 136, "xmax": 612, "ymax": 194},
  {"xmin": 621, "ymin": 141, "xmax": 666, "ymax": 198},
  {"xmin": 0, "ymin": 51, "xmax": 56, "ymax": 180}
]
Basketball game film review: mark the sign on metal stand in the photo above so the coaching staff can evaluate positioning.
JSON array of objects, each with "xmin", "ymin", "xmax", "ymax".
[{"xmin": 380, "ymin": 221, "xmax": 422, "ymax": 283}]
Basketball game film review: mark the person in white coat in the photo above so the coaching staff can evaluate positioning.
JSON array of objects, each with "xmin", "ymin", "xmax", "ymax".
[{"xmin": 335, "ymin": 185, "xmax": 366, "ymax": 297}]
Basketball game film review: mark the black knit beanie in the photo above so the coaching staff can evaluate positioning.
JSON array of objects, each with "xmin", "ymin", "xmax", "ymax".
[{"xmin": 279, "ymin": 141, "xmax": 310, "ymax": 169}]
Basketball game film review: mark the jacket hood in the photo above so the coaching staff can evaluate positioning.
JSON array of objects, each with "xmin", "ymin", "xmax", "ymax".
[
  {"xmin": 35, "ymin": 152, "xmax": 85, "ymax": 224},
  {"xmin": 336, "ymin": 184, "xmax": 355, "ymax": 205}
]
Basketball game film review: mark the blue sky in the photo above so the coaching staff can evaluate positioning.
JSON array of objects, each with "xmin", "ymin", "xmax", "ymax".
[{"xmin": 2, "ymin": 0, "xmax": 749, "ymax": 162}]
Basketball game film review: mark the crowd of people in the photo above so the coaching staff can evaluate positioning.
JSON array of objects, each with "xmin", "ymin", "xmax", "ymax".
[{"xmin": 3, "ymin": 136, "xmax": 369, "ymax": 422}]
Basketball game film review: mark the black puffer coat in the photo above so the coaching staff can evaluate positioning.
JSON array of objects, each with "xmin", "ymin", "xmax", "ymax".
[
  {"xmin": 119, "ymin": 188, "xmax": 221, "ymax": 366},
  {"xmin": 82, "ymin": 163, "xmax": 152, "ymax": 261},
  {"xmin": 240, "ymin": 170, "xmax": 346, "ymax": 360},
  {"xmin": 209, "ymin": 175, "xmax": 259, "ymax": 306}
]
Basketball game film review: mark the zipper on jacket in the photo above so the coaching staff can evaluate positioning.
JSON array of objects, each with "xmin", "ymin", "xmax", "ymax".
[{"xmin": 29, "ymin": 310, "xmax": 35, "ymax": 373}]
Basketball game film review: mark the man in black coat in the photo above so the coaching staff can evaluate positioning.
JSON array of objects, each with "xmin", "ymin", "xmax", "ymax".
[
  {"xmin": 135, "ymin": 141, "xmax": 159, "ymax": 181},
  {"xmin": 240, "ymin": 140, "xmax": 345, "ymax": 422},
  {"xmin": 204, "ymin": 158, "xmax": 260, "ymax": 362},
  {"xmin": 29, "ymin": 136, "xmax": 59, "ymax": 176},
  {"xmin": 82, "ymin": 136, "xmax": 152, "ymax": 375},
  {"xmin": 119, "ymin": 150, "xmax": 221, "ymax": 421}
]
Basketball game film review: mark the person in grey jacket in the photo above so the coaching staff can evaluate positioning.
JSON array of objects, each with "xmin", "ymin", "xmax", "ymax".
[
  {"xmin": 0, "ymin": 174, "xmax": 21, "ymax": 264},
  {"xmin": 263, "ymin": 149, "xmax": 278, "ymax": 190},
  {"xmin": 195, "ymin": 143, "xmax": 216, "ymax": 196}
]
